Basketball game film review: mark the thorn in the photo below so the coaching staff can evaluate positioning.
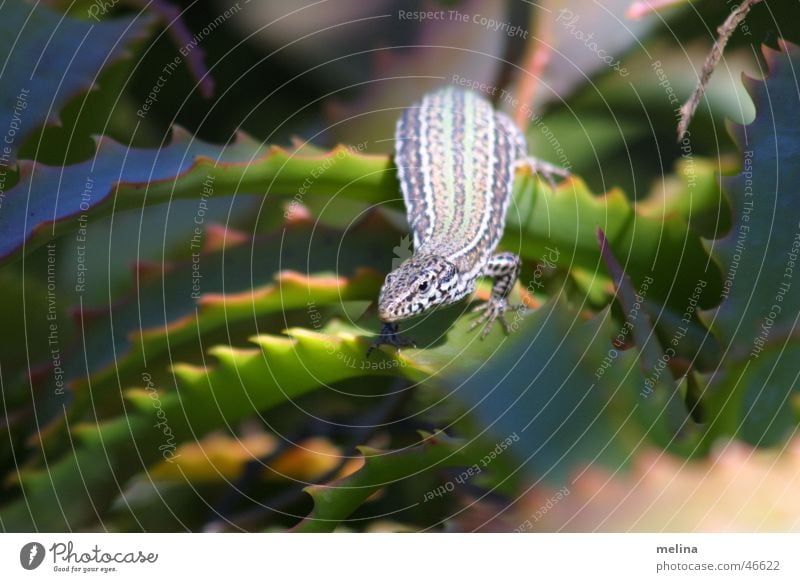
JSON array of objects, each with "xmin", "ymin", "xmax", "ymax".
[{"xmin": 203, "ymin": 223, "xmax": 250, "ymax": 252}]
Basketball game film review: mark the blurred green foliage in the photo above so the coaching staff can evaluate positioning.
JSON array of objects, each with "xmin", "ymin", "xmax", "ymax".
[{"xmin": 0, "ymin": 0, "xmax": 798, "ymax": 532}]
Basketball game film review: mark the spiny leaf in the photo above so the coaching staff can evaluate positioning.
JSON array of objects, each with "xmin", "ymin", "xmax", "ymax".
[
  {"xmin": 702, "ymin": 341, "xmax": 800, "ymax": 446},
  {"xmin": 72, "ymin": 265, "xmax": 381, "ymax": 413},
  {"xmin": 3, "ymin": 123, "xmax": 720, "ymax": 322},
  {"xmin": 0, "ymin": 2, "xmax": 155, "ymax": 164},
  {"xmin": 0, "ymin": 133, "xmax": 393, "ymax": 266},
  {"xmin": 3, "ymin": 291, "xmax": 691, "ymax": 530},
  {"xmin": 32, "ymin": 214, "xmax": 399, "ymax": 455},
  {"xmin": 506, "ymin": 172, "xmax": 722, "ymax": 311},
  {"xmin": 704, "ymin": 42, "xmax": 800, "ymax": 358},
  {"xmin": 165, "ymin": 327, "xmax": 399, "ymax": 434},
  {"xmin": 701, "ymin": 42, "xmax": 800, "ymax": 445},
  {"xmin": 132, "ymin": 266, "xmax": 381, "ymax": 371},
  {"xmin": 0, "ymin": 414, "xmax": 155, "ymax": 532},
  {"xmin": 637, "ymin": 157, "xmax": 733, "ymax": 239},
  {"xmin": 293, "ymin": 431, "xmax": 473, "ymax": 533},
  {"xmin": 0, "ymin": 323, "xmax": 404, "ymax": 530},
  {"xmin": 402, "ymin": 295, "xmax": 702, "ymax": 485}
]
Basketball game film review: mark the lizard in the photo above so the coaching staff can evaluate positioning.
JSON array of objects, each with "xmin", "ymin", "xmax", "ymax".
[{"xmin": 368, "ymin": 86, "xmax": 568, "ymax": 356}]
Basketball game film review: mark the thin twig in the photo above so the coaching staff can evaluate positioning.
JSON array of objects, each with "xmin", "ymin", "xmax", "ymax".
[{"xmin": 676, "ymin": 0, "xmax": 764, "ymax": 141}]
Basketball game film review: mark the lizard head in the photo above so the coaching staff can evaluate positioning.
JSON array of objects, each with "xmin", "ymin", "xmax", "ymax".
[{"xmin": 378, "ymin": 254, "xmax": 460, "ymax": 322}]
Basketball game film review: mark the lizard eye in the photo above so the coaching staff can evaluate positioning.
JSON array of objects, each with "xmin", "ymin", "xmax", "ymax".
[{"xmin": 418, "ymin": 281, "xmax": 429, "ymax": 293}]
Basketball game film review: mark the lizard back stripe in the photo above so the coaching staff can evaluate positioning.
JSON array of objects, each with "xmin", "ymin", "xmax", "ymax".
[{"xmin": 394, "ymin": 87, "xmax": 526, "ymax": 275}]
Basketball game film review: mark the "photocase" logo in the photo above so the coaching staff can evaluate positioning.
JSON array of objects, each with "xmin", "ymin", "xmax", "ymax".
[{"xmin": 19, "ymin": 542, "xmax": 46, "ymax": 570}]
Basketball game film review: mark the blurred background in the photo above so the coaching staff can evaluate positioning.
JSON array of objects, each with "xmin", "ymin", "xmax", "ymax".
[{"xmin": 1, "ymin": 0, "xmax": 799, "ymax": 533}]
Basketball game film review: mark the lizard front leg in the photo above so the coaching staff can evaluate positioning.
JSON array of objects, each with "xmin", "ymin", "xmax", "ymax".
[
  {"xmin": 470, "ymin": 252, "xmax": 525, "ymax": 338},
  {"xmin": 366, "ymin": 322, "xmax": 416, "ymax": 358}
]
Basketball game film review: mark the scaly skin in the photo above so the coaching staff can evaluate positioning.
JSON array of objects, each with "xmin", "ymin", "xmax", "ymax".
[{"xmin": 370, "ymin": 87, "xmax": 567, "ymax": 354}]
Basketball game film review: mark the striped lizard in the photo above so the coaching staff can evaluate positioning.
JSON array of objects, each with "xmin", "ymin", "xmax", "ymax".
[{"xmin": 368, "ymin": 87, "xmax": 568, "ymax": 355}]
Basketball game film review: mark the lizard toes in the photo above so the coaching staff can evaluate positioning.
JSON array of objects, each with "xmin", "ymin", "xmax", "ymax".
[
  {"xmin": 478, "ymin": 307, "xmax": 500, "ymax": 339},
  {"xmin": 471, "ymin": 302, "xmax": 489, "ymax": 313},
  {"xmin": 498, "ymin": 314, "xmax": 511, "ymax": 334},
  {"xmin": 469, "ymin": 310, "xmax": 489, "ymax": 331}
]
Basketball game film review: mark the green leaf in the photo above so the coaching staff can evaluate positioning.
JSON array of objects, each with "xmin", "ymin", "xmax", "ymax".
[
  {"xmin": 0, "ymin": 134, "xmax": 394, "ymax": 266},
  {"xmin": 407, "ymin": 296, "xmax": 700, "ymax": 483},
  {"xmin": 0, "ymin": 415, "xmax": 155, "ymax": 532},
  {"xmin": 0, "ymin": 325, "xmax": 401, "ymax": 530},
  {"xmin": 164, "ymin": 328, "xmax": 399, "ymax": 435},
  {"xmin": 704, "ymin": 43, "xmax": 800, "ymax": 358},
  {"xmin": 701, "ymin": 42, "xmax": 800, "ymax": 445},
  {"xmin": 29, "ymin": 214, "xmax": 401, "ymax": 458},
  {"xmin": 3, "ymin": 291, "xmax": 696, "ymax": 530},
  {"xmin": 293, "ymin": 431, "xmax": 473, "ymax": 533},
  {"xmin": 0, "ymin": 2, "xmax": 155, "ymax": 164},
  {"xmin": 6, "ymin": 171, "xmax": 717, "ymax": 528},
  {"xmin": 702, "ymin": 342, "xmax": 800, "ymax": 445},
  {"xmin": 290, "ymin": 292, "xmax": 701, "ymax": 531},
  {"xmin": 637, "ymin": 157, "xmax": 734, "ymax": 239},
  {"xmin": 2, "ymin": 122, "xmax": 720, "ymax": 320},
  {"xmin": 505, "ymin": 172, "xmax": 722, "ymax": 310}
]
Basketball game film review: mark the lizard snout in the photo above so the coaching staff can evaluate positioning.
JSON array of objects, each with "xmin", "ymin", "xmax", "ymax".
[{"xmin": 378, "ymin": 303, "xmax": 400, "ymax": 323}]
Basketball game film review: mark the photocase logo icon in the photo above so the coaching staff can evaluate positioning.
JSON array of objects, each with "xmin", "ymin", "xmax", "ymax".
[{"xmin": 19, "ymin": 542, "xmax": 45, "ymax": 570}]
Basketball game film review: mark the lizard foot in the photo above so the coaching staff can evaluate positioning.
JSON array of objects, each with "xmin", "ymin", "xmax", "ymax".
[
  {"xmin": 470, "ymin": 299, "xmax": 526, "ymax": 339},
  {"xmin": 366, "ymin": 322, "xmax": 416, "ymax": 357}
]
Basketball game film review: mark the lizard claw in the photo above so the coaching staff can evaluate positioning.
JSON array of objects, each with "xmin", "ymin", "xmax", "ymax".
[
  {"xmin": 469, "ymin": 299, "xmax": 526, "ymax": 339},
  {"xmin": 366, "ymin": 322, "xmax": 416, "ymax": 357}
]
